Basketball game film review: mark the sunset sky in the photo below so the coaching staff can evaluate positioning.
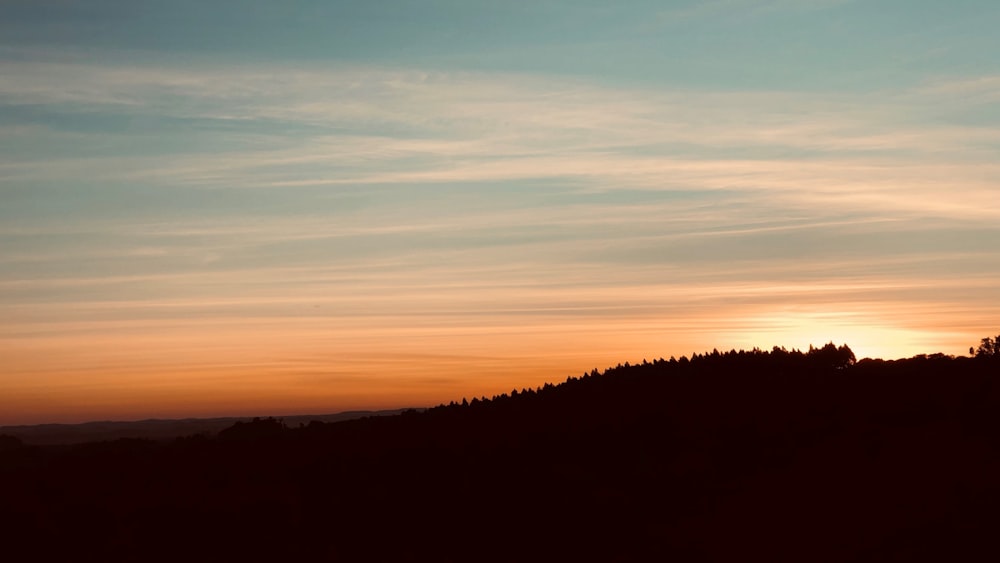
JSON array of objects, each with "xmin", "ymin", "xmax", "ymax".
[{"xmin": 2, "ymin": 0, "xmax": 999, "ymax": 425}]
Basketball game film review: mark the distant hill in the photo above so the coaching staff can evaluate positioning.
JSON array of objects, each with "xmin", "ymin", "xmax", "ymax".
[
  {"xmin": 0, "ymin": 409, "xmax": 412, "ymax": 445},
  {"xmin": 2, "ymin": 343, "xmax": 1000, "ymax": 562}
]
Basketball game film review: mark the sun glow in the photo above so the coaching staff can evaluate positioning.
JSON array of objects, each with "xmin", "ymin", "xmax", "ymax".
[{"xmin": 724, "ymin": 309, "xmax": 952, "ymax": 360}]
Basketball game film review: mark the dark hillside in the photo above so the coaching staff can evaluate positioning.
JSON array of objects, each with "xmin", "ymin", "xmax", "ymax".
[
  {"xmin": 2, "ymin": 344, "xmax": 999, "ymax": 562},
  {"xmin": 0, "ymin": 409, "xmax": 410, "ymax": 445}
]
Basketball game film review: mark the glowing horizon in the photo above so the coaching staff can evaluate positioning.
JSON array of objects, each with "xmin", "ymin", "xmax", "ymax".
[{"xmin": 2, "ymin": 1, "xmax": 999, "ymax": 425}]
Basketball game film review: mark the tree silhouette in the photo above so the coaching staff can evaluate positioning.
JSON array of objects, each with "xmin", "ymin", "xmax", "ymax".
[
  {"xmin": 217, "ymin": 417, "xmax": 286, "ymax": 441},
  {"xmin": 974, "ymin": 334, "xmax": 1000, "ymax": 358},
  {"xmin": 807, "ymin": 342, "xmax": 856, "ymax": 369}
]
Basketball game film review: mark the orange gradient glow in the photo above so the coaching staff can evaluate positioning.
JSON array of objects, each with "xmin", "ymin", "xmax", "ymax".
[{"xmin": 3, "ymin": 288, "xmax": 994, "ymax": 424}]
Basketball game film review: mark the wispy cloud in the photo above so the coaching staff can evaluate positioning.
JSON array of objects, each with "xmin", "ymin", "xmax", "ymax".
[
  {"xmin": 4, "ymin": 56, "xmax": 998, "ymax": 227},
  {"xmin": 3, "ymin": 48, "xmax": 999, "ymax": 423}
]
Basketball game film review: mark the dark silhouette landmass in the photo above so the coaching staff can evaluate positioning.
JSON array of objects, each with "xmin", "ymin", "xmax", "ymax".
[
  {"xmin": 0, "ymin": 409, "xmax": 412, "ymax": 446},
  {"xmin": 2, "ymin": 341, "xmax": 999, "ymax": 562}
]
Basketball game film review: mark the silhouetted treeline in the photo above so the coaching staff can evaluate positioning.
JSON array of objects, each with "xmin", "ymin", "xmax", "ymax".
[{"xmin": 2, "ymin": 342, "xmax": 1000, "ymax": 562}]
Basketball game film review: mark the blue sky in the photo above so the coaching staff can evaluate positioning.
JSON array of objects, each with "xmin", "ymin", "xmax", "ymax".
[{"xmin": 2, "ymin": 0, "xmax": 999, "ymax": 424}]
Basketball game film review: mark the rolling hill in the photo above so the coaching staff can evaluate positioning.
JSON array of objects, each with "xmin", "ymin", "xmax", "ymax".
[{"xmin": 2, "ymin": 344, "xmax": 999, "ymax": 562}]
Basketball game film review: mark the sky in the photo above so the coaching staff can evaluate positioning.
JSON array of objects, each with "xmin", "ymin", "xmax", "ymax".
[{"xmin": 2, "ymin": 0, "xmax": 999, "ymax": 425}]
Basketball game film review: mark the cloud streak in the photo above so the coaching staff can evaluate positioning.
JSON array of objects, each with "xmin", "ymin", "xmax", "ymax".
[{"xmin": 2, "ymin": 46, "xmax": 999, "ymax": 424}]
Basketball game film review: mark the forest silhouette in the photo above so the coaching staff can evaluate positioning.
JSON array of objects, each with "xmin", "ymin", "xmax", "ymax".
[{"xmin": 2, "ymin": 340, "xmax": 1000, "ymax": 561}]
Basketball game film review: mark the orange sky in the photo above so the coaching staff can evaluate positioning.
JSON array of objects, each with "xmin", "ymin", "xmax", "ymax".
[{"xmin": 3, "ymin": 287, "xmax": 994, "ymax": 424}]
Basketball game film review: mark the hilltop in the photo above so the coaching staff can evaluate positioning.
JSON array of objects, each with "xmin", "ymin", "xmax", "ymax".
[{"xmin": 2, "ymin": 342, "xmax": 999, "ymax": 562}]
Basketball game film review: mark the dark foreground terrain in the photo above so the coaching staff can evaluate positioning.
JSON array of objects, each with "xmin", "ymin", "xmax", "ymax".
[
  {"xmin": 2, "ymin": 344, "xmax": 1000, "ymax": 562},
  {"xmin": 0, "ymin": 409, "xmax": 410, "ymax": 446}
]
